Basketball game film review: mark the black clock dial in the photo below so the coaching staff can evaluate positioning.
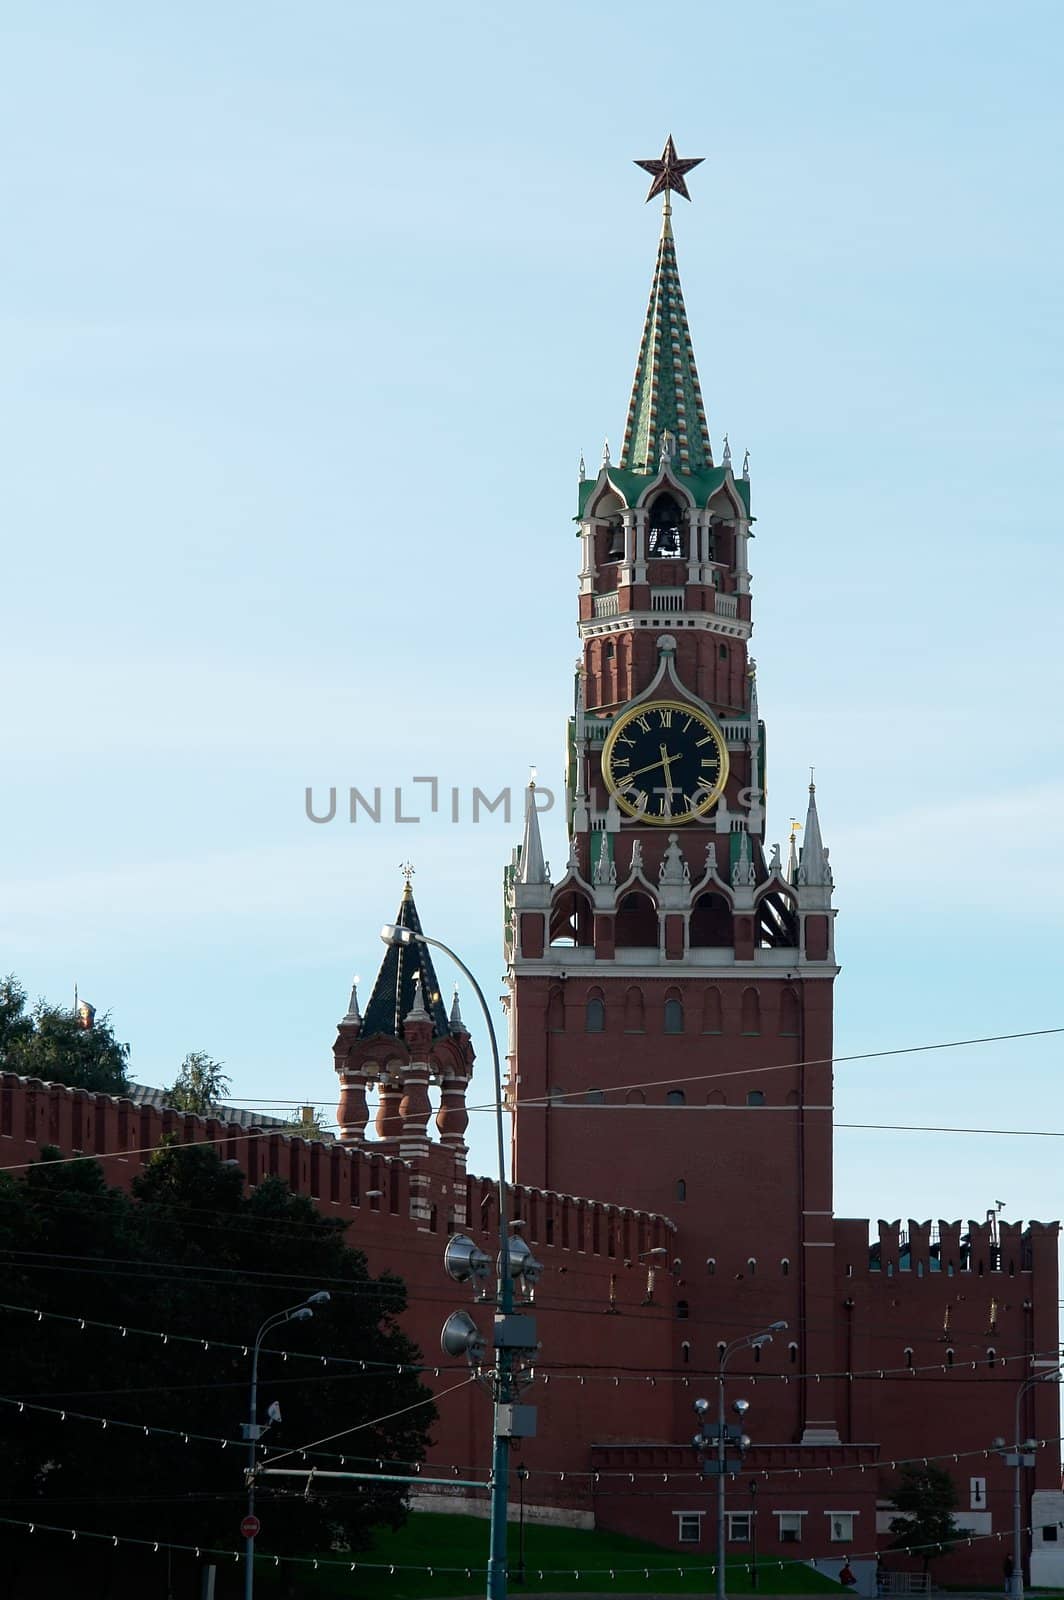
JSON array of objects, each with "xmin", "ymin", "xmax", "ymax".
[{"xmin": 601, "ymin": 699, "xmax": 729, "ymax": 825}]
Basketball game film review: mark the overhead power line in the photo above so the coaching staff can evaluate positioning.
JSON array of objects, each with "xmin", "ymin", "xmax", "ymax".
[{"xmin": 2, "ymin": 1022, "xmax": 1061, "ymax": 1172}]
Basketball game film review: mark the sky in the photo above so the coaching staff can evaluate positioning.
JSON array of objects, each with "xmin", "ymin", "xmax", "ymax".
[{"xmin": 1, "ymin": 1, "xmax": 1062, "ymax": 1237}]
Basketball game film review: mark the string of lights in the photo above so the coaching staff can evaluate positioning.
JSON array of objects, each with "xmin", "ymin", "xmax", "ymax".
[
  {"xmin": 2, "ymin": 1249, "xmax": 1030, "ymax": 1356},
  {"xmin": 0, "ymin": 1171, "xmax": 1049, "ymax": 1359},
  {"xmin": 2, "ymin": 1297, "xmax": 1047, "ymax": 1392},
  {"xmin": 0, "ymin": 1512, "xmax": 1040, "ymax": 1577},
  {"xmin": 0, "ymin": 1377, "xmax": 475, "ymax": 1475},
  {"xmin": 3, "ymin": 1382, "xmax": 1057, "ymax": 1487}
]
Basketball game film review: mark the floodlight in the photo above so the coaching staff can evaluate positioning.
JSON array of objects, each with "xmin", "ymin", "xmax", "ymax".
[
  {"xmin": 444, "ymin": 1233, "xmax": 492, "ymax": 1285},
  {"xmin": 500, "ymin": 1234, "xmax": 543, "ymax": 1284},
  {"xmin": 440, "ymin": 1310, "xmax": 487, "ymax": 1367}
]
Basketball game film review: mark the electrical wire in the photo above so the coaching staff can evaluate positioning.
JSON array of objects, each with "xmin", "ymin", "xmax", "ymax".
[
  {"xmin": 261, "ymin": 1373, "xmax": 478, "ymax": 1469},
  {"xmin": 4, "ymin": 1022, "xmax": 1062, "ymax": 1173},
  {"xmin": 483, "ymin": 1025, "xmax": 1064, "ymax": 1113}
]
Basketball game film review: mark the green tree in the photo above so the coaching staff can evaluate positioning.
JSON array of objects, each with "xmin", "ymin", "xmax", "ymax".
[
  {"xmin": 279, "ymin": 1105, "xmax": 332, "ymax": 1138},
  {"xmin": 888, "ymin": 1462, "xmax": 971, "ymax": 1573},
  {"xmin": 0, "ymin": 1142, "xmax": 435, "ymax": 1598},
  {"xmin": 0, "ymin": 976, "xmax": 34, "ymax": 1058},
  {"xmin": 0, "ymin": 977, "xmax": 130, "ymax": 1094},
  {"xmin": 164, "ymin": 1049, "xmax": 230, "ymax": 1113}
]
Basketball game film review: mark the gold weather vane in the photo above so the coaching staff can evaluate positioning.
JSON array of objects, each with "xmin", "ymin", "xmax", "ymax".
[{"xmin": 634, "ymin": 135, "xmax": 704, "ymax": 204}]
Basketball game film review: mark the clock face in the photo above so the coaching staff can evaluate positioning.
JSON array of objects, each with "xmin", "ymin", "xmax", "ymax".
[{"xmin": 601, "ymin": 699, "xmax": 729, "ymax": 825}]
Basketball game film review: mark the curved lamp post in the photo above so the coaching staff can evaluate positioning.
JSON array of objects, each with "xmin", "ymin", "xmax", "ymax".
[
  {"xmin": 244, "ymin": 1291, "xmax": 330, "ymax": 1600},
  {"xmin": 696, "ymin": 1320, "xmax": 787, "ymax": 1600},
  {"xmin": 380, "ymin": 921, "xmax": 513, "ymax": 1600},
  {"xmin": 995, "ymin": 1362, "xmax": 1062, "ymax": 1600}
]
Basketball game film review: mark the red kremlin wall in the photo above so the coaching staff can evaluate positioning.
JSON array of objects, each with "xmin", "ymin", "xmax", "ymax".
[{"xmin": 2, "ymin": 1070, "xmax": 1059, "ymax": 1588}]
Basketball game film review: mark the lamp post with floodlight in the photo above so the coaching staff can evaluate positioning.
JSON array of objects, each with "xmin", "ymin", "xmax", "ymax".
[
  {"xmin": 380, "ymin": 919, "xmax": 531, "ymax": 1600},
  {"xmin": 692, "ymin": 1321, "xmax": 787, "ymax": 1600},
  {"xmin": 243, "ymin": 1292, "xmax": 330, "ymax": 1600},
  {"xmin": 993, "ymin": 1362, "xmax": 1062, "ymax": 1600}
]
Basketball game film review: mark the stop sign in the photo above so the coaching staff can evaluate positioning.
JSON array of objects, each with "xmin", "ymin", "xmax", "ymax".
[{"xmin": 240, "ymin": 1515, "xmax": 260, "ymax": 1540}]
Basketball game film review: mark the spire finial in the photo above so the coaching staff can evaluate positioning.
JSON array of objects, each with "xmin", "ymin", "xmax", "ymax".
[
  {"xmin": 578, "ymin": 452, "xmax": 586, "ymax": 480},
  {"xmin": 722, "ymin": 433, "xmax": 732, "ymax": 468},
  {"xmin": 343, "ymin": 976, "xmax": 361, "ymax": 1025},
  {"xmin": 449, "ymin": 985, "xmax": 465, "ymax": 1030},
  {"xmin": 742, "ymin": 448, "xmax": 750, "ymax": 481},
  {"xmin": 787, "ymin": 821, "xmax": 800, "ymax": 885},
  {"xmin": 634, "ymin": 136, "xmax": 704, "ymax": 205},
  {"xmin": 621, "ymin": 143, "xmax": 712, "ymax": 476},
  {"xmin": 400, "ymin": 861, "xmax": 415, "ymax": 900},
  {"xmin": 602, "ymin": 437, "xmax": 611, "ymax": 466}
]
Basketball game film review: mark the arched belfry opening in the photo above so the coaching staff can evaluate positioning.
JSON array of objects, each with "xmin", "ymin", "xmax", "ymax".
[
  {"xmin": 647, "ymin": 492, "xmax": 687, "ymax": 559},
  {"xmin": 615, "ymin": 888, "xmax": 657, "ymax": 948},
  {"xmin": 757, "ymin": 889, "xmax": 799, "ymax": 948},
  {"xmin": 550, "ymin": 886, "xmax": 594, "ymax": 948},
  {"xmin": 690, "ymin": 891, "xmax": 732, "ymax": 948}
]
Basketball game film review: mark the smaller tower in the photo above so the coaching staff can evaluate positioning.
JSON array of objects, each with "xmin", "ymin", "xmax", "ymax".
[{"xmin": 333, "ymin": 878, "xmax": 475, "ymax": 1166}]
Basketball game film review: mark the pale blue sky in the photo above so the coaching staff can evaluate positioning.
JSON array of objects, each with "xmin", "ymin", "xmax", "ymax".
[{"xmin": 1, "ymin": 2, "xmax": 1062, "ymax": 1231}]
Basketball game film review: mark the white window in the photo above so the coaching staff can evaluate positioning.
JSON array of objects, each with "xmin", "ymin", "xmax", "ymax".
[
  {"xmin": 776, "ymin": 1512, "xmax": 806, "ymax": 1544},
  {"xmin": 675, "ymin": 1512, "xmax": 703, "ymax": 1544},
  {"xmin": 827, "ymin": 1512, "xmax": 857, "ymax": 1543},
  {"xmin": 727, "ymin": 1512, "xmax": 752, "ymax": 1543}
]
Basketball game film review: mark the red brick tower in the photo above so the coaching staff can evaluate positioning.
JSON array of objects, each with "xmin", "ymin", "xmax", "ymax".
[
  {"xmin": 506, "ymin": 144, "xmax": 841, "ymax": 1443},
  {"xmin": 334, "ymin": 876, "xmax": 475, "ymax": 1170}
]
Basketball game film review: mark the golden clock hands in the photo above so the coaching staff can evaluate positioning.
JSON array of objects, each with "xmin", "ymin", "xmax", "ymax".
[
  {"xmin": 659, "ymin": 743, "xmax": 677, "ymax": 791},
  {"xmin": 616, "ymin": 749, "xmax": 679, "ymax": 784}
]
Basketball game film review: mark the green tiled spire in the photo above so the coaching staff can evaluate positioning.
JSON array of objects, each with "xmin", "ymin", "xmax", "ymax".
[{"xmin": 619, "ymin": 203, "xmax": 713, "ymax": 476}]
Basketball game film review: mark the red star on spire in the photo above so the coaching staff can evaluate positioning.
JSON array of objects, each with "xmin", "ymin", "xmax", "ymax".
[{"xmin": 634, "ymin": 135, "xmax": 704, "ymax": 203}]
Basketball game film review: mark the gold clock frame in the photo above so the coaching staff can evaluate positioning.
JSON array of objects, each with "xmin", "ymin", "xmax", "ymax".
[{"xmin": 601, "ymin": 698, "xmax": 730, "ymax": 826}]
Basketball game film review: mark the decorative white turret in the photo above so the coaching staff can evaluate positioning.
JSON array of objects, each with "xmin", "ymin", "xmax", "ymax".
[
  {"xmin": 797, "ymin": 782, "xmax": 832, "ymax": 889},
  {"xmin": 731, "ymin": 828, "xmax": 756, "ymax": 889},
  {"xmin": 795, "ymin": 781, "xmax": 834, "ymax": 935},
  {"xmin": 405, "ymin": 976, "xmax": 431, "ymax": 1025},
  {"xmin": 449, "ymin": 986, "xmax": 466, "ymax": 1032},
  {"xmin": 518, "ymin": 780, "xmax": 548, "ymax": 886}
]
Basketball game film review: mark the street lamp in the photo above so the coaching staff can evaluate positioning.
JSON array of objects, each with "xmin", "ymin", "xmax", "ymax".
[
  {"xmin": 995, "ymin": 1362, "xmax": 1062, "ymax": 1600},
  {"xmin": 243, "ymin": 1292, "xmax": 331, "ymax": 1600},
  {"xmin": 380, "ymin": 920, "xmax": 520, "ymax": 1600},
  {"xmin": 693, "ymin": 1321, "xmax": 787, "ymax": 1600}
]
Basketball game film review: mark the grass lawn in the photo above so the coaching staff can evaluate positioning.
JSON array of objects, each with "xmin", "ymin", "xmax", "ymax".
[{"xmin": 257, "ymin": 1512, "xmax": 843, "ymax": 1598}]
